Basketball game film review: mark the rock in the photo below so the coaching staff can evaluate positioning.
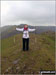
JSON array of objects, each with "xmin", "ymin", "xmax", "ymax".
[
  {"xmin": 16, "ymin": 66, "xmax": 20, "ymax": 70},
  {"xmin": 13, "ymin": 59, "xmax": 20, "ymax": 64},
  {"xmin": 5, "ymin": 69, "xmax": 8, "ymax": 72}
]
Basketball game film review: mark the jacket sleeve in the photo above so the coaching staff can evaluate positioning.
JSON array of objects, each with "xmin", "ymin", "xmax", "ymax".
[
  {"xmin": 16, "ymin": 28, "xmax": 23, "ymax": 31},
  {"xmin": 28, "ymin": 28, "xmax": 36, "ymax": 32}
]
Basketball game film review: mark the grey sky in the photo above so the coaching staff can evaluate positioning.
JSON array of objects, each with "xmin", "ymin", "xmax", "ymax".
[{"xmin": 1, "ymin": 1, "xmax": 55, "ymax": 26}]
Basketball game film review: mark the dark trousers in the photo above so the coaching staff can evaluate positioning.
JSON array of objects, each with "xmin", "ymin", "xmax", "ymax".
[{"xmin": 23, "ymin": 38, "xmax": 29, "ymax": 51}]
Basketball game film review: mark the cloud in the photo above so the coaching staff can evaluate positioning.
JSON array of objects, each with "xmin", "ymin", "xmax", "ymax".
[{"xmin": 1, "ymin": 1, "xmax": 55, "ymax": 26}]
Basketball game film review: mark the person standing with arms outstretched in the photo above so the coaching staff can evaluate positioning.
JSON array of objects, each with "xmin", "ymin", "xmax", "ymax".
[{"xmin": 16, "ymin": 24, "xmax": 36, "ymax": 51}]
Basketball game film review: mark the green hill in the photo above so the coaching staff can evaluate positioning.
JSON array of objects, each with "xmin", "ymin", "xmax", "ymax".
[{"xmin": 1, "ymin": 32, "xmax": 55, "ymax": 74}]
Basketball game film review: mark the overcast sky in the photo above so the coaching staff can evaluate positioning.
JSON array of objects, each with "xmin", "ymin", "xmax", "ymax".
[{"xmin": 1, "ymin": 1, "xmax": 55, "ymax": 27}]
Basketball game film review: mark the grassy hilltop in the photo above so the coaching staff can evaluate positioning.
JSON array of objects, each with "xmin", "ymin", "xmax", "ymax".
[{"xmin": 1, "ymin": 31, "xmax": 55, "ymax": 74}]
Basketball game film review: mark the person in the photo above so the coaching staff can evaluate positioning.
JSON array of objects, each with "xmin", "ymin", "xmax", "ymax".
[{"xmin": 16, "ymin": 24, "xmax": 36, "ymax": 51}]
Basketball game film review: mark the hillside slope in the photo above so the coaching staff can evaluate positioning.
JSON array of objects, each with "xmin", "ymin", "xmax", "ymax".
[
  {"xmin": 1, "ymin": 32, "xmax": 55, "ymax": 74},
  {"xmin": 1, "ymin": 25, "xmax": 56, "ymax": 39}
]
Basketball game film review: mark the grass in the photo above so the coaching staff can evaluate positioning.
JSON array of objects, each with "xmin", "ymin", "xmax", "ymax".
[{"xmin": 1, "ymin": 33, "xmax": 55, "ymax": 74}]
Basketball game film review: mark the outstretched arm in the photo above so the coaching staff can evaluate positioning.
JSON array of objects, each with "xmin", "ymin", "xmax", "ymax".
[
  {"xmin": 16, "ymin": 28, "xmax": 23, "ymax": 31},
  {"xmin": 28, "ymin": 28, "xmax": 36, "ymax": 32}
]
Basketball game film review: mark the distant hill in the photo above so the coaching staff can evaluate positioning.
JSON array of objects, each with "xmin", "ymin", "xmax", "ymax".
[{"xmin": 1, "ymin": 24, "xmax": 56, "ymax": 39}]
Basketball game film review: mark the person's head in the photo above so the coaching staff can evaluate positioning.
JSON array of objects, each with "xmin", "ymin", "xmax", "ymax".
[
  {"xmin": 24, "ymin": 24, "xmax": 28, "ymax": 28},
  {"xmin": 24, "ymin": 24, "xmax": 28, "ymax": 30}
]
